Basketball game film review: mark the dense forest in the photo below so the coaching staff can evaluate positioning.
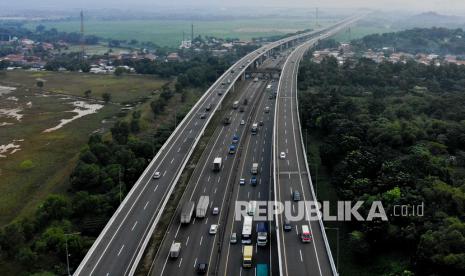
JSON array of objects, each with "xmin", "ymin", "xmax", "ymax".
[
  {"xmin": 298, "ymin": 56, "xmax": 465, "ymax": 275},
  {"xmin": 352, "ymin": 27, "xmax": 465, "ymax": 55}
]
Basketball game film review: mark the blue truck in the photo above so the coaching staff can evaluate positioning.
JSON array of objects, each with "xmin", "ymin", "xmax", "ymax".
[
  {"xmin": 232, "ymin": 135, "xmax": 239, "ymax": 144},
  {"xmin": 256, "ymin": 222, "xmax": 268, "ymax": 246}
]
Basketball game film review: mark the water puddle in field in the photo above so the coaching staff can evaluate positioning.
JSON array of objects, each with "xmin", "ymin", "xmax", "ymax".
[
  {"xmin": 43, "ymin": 101, "xmax": 104, "ymax": 132},
  {"xmin": 0, "ymin": 85, "xmax": 16, "ymax": 96},
  {"xmin": 0, "ymin": 139, "xmax": 23, "ymax": 158},
  {"xmin": 0, "ymin": 108, "xmax": 23, "ymax": 121}
]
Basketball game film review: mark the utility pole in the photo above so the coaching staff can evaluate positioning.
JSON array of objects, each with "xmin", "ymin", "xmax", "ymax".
[
  {"xmin": 191, "ymin": 23, "xmax": 194, "ymax": 41},
  {"xmin": 64, "ymin": 232, "xmax": 81, "ymax": 276},
  {"xmin": 80, "ymin": 10, "xmax": 85, "ymax": 58}
]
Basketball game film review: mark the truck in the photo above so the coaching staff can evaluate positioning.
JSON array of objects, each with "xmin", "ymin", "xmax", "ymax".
[
  {"xmin": 247, "ymin": 201, "xmax": 257, "ymax": 216},
  {"xmin": 180, "ymin": 201, "xmax": 195, "ymax": 224},
  {"xmin": 213, "ymin": 157, "xmax": 222, "ymax": 172},
  {"xmin": 233, "ymin": 101, "xmax": 239, "ymax": 109},
  {"xmin": 251, "ymin": 123, "xmax": 258, "ymax": 135},
  {"xmin": 229, "ymin": 145, "xmax": 236, "ymax": 154},
  {"xmin": 169, "ymin": 242, "xmax": 181, "ymax": 258},
  {"xmin": 251, "ymin": 163, "xmax": 259, "ymax": 174},
  {"xmin": 256, "ymin": 264, "xmax": 269, "ymax": 276},
  {"xmin": 223, "ymin": 116, "xmax": 231, "ymax": 125},
  {"xmin": 241, "ymin": 215, "xmax": 253, "ymax": 244},
  {"xmin": 232, "ymin": 135, "xmax": 239, "ymax": 144},
  {"xmin": 256, "ymin": 222, "xmax": 268, "ymax": 246},
  {"xmin": 196, "ymin": 196, "xmax": 210, "ymax": 218},
  {"xmin": 253, "ymin": 77, "xmax": 259, "ymax": 82},
  {"xmin": 242, "ymin": 245, "xmax": 253, "ymax": 268}
]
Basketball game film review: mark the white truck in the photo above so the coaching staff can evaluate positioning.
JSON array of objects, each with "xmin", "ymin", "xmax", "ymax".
[
  {"xmin": 169, "ymin": 242, "xmax": 181, "ymax": 258},
  {"xmin": 242, "ymin": 215, "xmax": 253, "ymax": 244},
  {"xmin": 180, "ymin": 201, "xmax": 195, "ymax": 224},
  {"xmin": 251, "ymin": 163, "xmax": 259, "ymax": 174},
  {"xmin": 196, "ymin": 196, "xmax": 210, "ymax": 218},
  {"xmin": 213, "ymin": 157, "xmax": 222, "ymax": 171},
  {"xmin": 233, "ymin": 101, "xmax": 239, "ymax": 109},
  {"xmin": 251, "ymin": 123, "xmax": 258, "ymax": 135}
]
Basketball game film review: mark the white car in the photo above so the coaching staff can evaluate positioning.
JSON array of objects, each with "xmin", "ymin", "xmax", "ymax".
[
  {"xmin": 212, "ymin": 207, "xmax": 219, "ymax": 215},
  {"xmin": 209, "ymin": 224, "xmax": 218, "ymax": 235},
  {"xmin": 153, "ymin": 172, "xmax": 161, "ymax": 179},
  {"xmin": 240, "ymin": 120, "xmax": 245, "ymax": 125},
  {"xmin": 280, "ymin": 152, "xmax": 286, "ymax": 159}
]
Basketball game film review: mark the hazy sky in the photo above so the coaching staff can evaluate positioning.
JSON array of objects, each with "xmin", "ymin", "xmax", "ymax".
[{"xmin": 4, "ymin": 0, "xmax": 465, "ymax": 13}]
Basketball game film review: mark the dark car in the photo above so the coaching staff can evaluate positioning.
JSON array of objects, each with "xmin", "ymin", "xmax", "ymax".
[
  {"xmin": 251, "ymin": 176, "xmax": 257, "ymax": 186},
  {"xmin": 292, "ymin": 191, "xmax": 301, "ymax": 201},
  {"xmin": 283, "ymin": 219, "xmax": 292, "ymax": 231},
  {"xmin": 199, "ymin": 113, "xmax": 206, "ymax": 119},
  {"xmin": 196, "ymin": 263, "xmax": 208, "ymax": 274}
]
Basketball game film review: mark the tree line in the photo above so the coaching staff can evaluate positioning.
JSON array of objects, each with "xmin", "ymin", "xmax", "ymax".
[{"xmin": 298, "ymin": 56, "xmax": 465, "ymax": 275}]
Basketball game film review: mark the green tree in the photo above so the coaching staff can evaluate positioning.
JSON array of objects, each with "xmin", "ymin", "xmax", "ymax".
[{"xmin": 102, "ymin": 92, "xmax": 111, "ymax": 103}]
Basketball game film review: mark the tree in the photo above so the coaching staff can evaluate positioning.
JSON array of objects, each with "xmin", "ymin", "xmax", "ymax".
[
  {"xmin": 84, "ymin": 90, "xmax": 92, "ymax": 98},
  {"xmin": 114, "ymin": 67, "xmax": 126, "ymax": 76},
  {"xmin": 36, "ymin": 79, "xmax": 44, "ymax": 89},
  {"xmin": 111, "ymin": 121, "xmax": 130, "ymax": 144},
  {"xmin": 102, "ymin": 92, "xmax": 111, "ymax": 103}
]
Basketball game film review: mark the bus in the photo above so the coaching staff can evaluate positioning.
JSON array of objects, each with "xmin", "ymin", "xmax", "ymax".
[
  {"xmin": 242, "ymin": 216, "xmax": 253, "ymax": 244},
  {"xmin": 256, "ymin": 264, "xmax": 269, "ymax": 276},
  {"xmin": 243, "ymin": 245, "xmax": 253, "ymax": 268},
  {"xmin": 301, "ymin": 225, "xmax": 312, "ymax": 243}
]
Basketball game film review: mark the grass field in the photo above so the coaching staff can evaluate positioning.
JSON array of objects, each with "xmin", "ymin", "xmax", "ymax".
[
  {"xmin": 333, "ymin": 25, "xmax": 400, "ymax": 42},
  {"xmin": 26, "ymin": 17, "xmax": 337, "ymax": 47},
  {"xmin": 0, "ymin": 70, "xmax": 168, "ymax": 226}
]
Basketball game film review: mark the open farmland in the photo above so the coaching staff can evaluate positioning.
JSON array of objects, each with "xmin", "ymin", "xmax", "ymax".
[
  {"xmin": 26, "ymin": 17, "xmax": 336, "ymax": 47},
  {"xmin": 0, "ymin": 70, "xmax": 168, "ymax": 226}
]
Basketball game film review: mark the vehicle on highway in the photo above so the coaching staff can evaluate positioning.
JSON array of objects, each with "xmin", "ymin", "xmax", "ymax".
[
  {"xmin": 169, "ymin": 242, "xmax": 181, "ymax": 258},
  {"xmin": 223, "ymin": 116, "xmax": 231, "ymax": 125},
  {"xmin": 243, "ymin": 98, "xmax": 248, "ymax": 105},
  {"xmin": 199, "ymin": 113, "xmax": 206, "ymax": 119},
  {"xmin": 231, "ymin": 69, "xmax": 235, "ymax": 74},
  {"xmin": 232, "ymin": 135, "xmax": 239, "ymax": 144},
  {"xmin": 256, "ymin": 222, "xmax": 268, "ymax": 246},
  {"xmin": 209, "ymin": 224, "xmax": 218, "ymax": 235},
  {"xmin": 250, "ymin": 176, "xmax": 257, "ymax": 186},
  {"xmin": 243, "ymin": 245, "xmax": 253, "ymax": 268},
  {"xmin": 251, "ymin": 123, "xmax": 258, "ymax": 135},
  {"xmin": 180, "ymin": 201, "xmax": 195, "ymax": 224},
  {"xmin": 247, "ymin": 201, "xmax": 257, "ymax": 215},
  {"xmin": 239, "ymin": 178, "xmax": 245, "ymax": 185},
  {"xmin": 217, "ymin": 90, "xmax": 223, "ymax": 96},
  {"xmin": 301, "ymin": 225, "xmax": 312, "ymax": 243},
  {"xmin": 153, "ymin": 172, "xmax": 161, "ymax": 179},
  {"xmin": 259, "ymin": 120, "xmax": 264, "ymax": 126},
  {"xmin": 240, "ymin": 119, "xmax": 245, "ymax": 125},
  {"xmin": 229, "ymin": 144, "xmax": 236, "ymax": 154},
  {"xmin": 256, "ymin": 264, "xmax": 269, "ymax": 276},
  {"xmin": 196, "ymin": 262, "xmax": 208, "ymax": 274},
  {"xmin": 205, "ymin": 103, "xmax": 212, "ymax": 112},
  {"xmin": 293, "ymin": 191, "xmax": 301, "ymax": 201},
  {"xmin": 253, "ymin": 77, "xmax": 259, "ymax": 82},
  {"xmin": 230, "ymin": 232, "xmax": 237, "ymax": 244},
  {"xmin": 213, "ymin": 157, "xmax": 222, "ymax": 171},
  {"xmin": 283, "ymin": 219, "xmax": 292, "ymax": 231},
  {"xmin": 196, "ymin": 196, "xmax": 210, "ymax": 218},
  {"xmin": 227, "ymin": 79, "xmax": 231, "ymax": 84},
  {"xmin": 242, "ymin": 216, "xmax": 253, "ymax": 244},
  {"xmin": 251, "ymin": 163, "xmax": 259, "ymax": 174},
  {"xmin": 264, "ymin": 106, "xmax": 270, "ymax": 113},
  {"xmin": 212, "ymin": 207, "xmax": 219, "ymax": 215},
  {"xmin": 239, "ymin": 106, "xmax": 245, "ymax": 112},
  {"xmin": 233, "ymin": 100, "xmax": 239, "ymax": 109},
  {"xmin": 221, "ymin": 82, "xmax": 226, "ymax": 85},
  {"xmin": 280, "ymin": 151, "xmax": 286, "ymax": 159}
]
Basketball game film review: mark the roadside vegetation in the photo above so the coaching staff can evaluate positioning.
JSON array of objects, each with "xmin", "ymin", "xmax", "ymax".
[{"xmin": 298, "ymin": 55, "xmax": 465, "ymax": 275}]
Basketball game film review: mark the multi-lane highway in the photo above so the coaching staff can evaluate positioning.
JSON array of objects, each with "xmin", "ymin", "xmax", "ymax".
[
  {"xmin": 75, "ymin": 14, "xmax": 363, "ymax": 276},
  {"xmin": 273, "ymin": 17, "xmax": 363, "ymax": 276},
  {"xmin": 148, "ymin": 78, "xmax": 267, "ymax": 275}
]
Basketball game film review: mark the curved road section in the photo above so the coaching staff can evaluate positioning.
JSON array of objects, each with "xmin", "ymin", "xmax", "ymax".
[
  {"xmin": 75, "ymin": 15, "xmax": 362, "ymax": 276},
  {"xmin": 273, "ymin": 16, "xmax": 363, "ymax": 276}
]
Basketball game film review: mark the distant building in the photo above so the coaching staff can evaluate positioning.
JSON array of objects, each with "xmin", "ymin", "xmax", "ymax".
[
  {"xmin": 180, "ymin": 40, "xmax": 192, "ymax": 49},
  {"xmin": 167, "ymin": 52, "xmax": 180, "ymax": 62}
]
